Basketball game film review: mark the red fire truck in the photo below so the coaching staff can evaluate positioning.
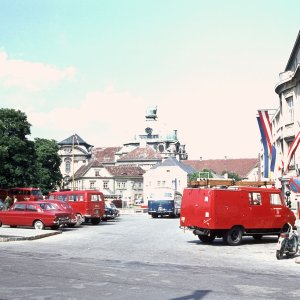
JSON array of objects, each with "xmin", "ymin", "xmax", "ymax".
[
  {"xmin": 180, "ymin": 180, "xmax": 296, "ymax": 245},
  {"xmin": 48, "ymin": 190, "xmax": 105, "ymax": 225},
  {"xmin": 0, "ymin": 187, "xmax": 43, "ymax": 202}
]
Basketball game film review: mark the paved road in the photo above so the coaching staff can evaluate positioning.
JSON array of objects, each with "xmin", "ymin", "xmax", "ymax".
[{"xmin": 0, "ymin": 214, "xmax": 300, "ymax": 299}]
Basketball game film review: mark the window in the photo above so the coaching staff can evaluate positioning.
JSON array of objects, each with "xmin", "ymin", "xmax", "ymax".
[
  {"xmin": 65, "ymin": 161, "xmax": 71, "ymax": 173},
  {"xmin": 91, "ymin": 194, "xmax": 101, "ymax": 202},
  {"xmin": 58, "ymin": 195, "xmax": 67, "ymax": 202},
  {"xmin": 69, "ymin": 194, "xmax": 79, "ymax": 202},
  {"xmin": 117, "ymin": 182, "xmax": 126, "ymax": 189},
  {"xmin": 14, "ymin": 203, "xmax": 25, "ymax": 211},
  {"xmin": 249, "ymin": 192, "xmax": 262, "ymax": 205},
  {"xmin": 27, "ymin": 204, "xmax": 37, "ymax": 212},
  {"xmin": 286, "ymin": 96, "xmax": 294, "ymax": 122},
  {"xmin": 157, "ymin": 181, "xmax": 161, "ymax": 187},
  {"xmin": 95, "ymin": 170, "xmax": 100, "ymax": 176},
  {"xmin": 270, "ymin": 194, "xmax": 282, "ymax": 205},
  {"xmin": 103, "ymin": 181, "xmax": 108, "ymax": 189},
  {"xmin": 90, "ymin": 182, "xmax": 95, "ymax": 189}
]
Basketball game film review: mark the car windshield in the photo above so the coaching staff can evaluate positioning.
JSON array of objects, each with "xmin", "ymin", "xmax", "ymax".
[
  {"xmin": 39, "ymin": 203, "xmax": 56, "ymax": 211},
  {"xmin": 105, "ymin": 203, "xmax": 112, "ymax": 208}
]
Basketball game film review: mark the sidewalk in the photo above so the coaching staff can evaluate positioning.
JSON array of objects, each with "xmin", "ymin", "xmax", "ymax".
[{"xmin": 0, "ymin": 226, "xmax": 62, "ymax": 242}]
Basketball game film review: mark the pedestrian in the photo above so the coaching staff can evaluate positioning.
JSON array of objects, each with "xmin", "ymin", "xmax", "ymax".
[
  {"xmin": 4, "ymin": 195, "xmax": 13, "ymax": 209},
  {"xmin": 13, "ymin": 195, "xmax": 18, "ymax": 203}
]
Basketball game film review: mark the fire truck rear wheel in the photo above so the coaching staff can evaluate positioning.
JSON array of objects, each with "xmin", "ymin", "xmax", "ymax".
[
  {"xmin": 223, "ymin": 227, "xmax": 243, "ymax": 246},
  {"xmin": 198, "ymin": 235, "xmax": 216, "ymax": 243}
]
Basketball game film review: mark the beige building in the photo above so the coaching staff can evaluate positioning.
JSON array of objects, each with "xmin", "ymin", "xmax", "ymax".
[{"xmin": 259, "ymin": 30, "xmax": 300, "ymax": 213}]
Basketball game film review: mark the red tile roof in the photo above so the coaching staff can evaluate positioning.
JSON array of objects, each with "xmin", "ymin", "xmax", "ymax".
[
  {"xmin": 118, "ymin": 146, "xmax": 162, "ymax": 161},
  {"xmin": 183, "ymin": 158, "xmax": 258, "ymax": 178},
  {"xmin": 92, "ymin": 147, "xmax": 121, "ymax": 163},
  {"xmin": 105, "ymin": 165, "xmax": 145, "ymax": 177}
]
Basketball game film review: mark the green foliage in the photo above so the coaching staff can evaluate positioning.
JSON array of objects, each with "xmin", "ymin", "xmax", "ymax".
[
  {"xmin": 0, "ymin": 109, "xmax": 36, "ymax": 187},
  {"xmin": 222, "ymin": 171, "xmax": 242, "ymax": 181},
  {"xmin": 0, "ymin": 109, "xmax": 62, "ymax": 194},
  {"xmin": 33, "ymin": 138, "xmax": 62, "ymax": 194}
]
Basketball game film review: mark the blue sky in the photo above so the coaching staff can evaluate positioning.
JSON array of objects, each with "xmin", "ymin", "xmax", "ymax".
[{"xmin": 0, "ymin": 0, "xmax": 299, "ymax": 159}]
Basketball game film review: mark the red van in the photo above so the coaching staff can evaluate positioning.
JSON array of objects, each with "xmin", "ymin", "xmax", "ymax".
[
  {"xmin": 180, "ymin": 186, "xmax": 296, "ymax": 245},
  {"xmin": 0, "ymin": 187, "xmax": 43, "ymax": 202},
  {"xmin": 48, "ymin": 190, "xmax": 105, "ymax": 225}
]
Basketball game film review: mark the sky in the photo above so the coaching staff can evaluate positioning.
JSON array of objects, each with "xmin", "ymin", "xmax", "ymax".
[{"xmin": 0, "ymin": 0, "xmax": 299, "ymax": 160}]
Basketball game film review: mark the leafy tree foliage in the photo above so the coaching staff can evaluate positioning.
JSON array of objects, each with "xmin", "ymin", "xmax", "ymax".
[
  {"xmin": 33, "ymin": 138, "xmax": 62, "ymax": 195},
  {"xmin": 0, "ymin": 109, "xmax": 36, "ymax": 187},
  {"xmin": 222, "ymin": 171, "xmax": 242, "ymax": 181},
  {"xmin": 0, "ymin": 109, "xmax": 63, "ymax": 194}
]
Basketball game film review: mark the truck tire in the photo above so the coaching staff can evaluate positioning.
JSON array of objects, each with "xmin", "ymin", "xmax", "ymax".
[
  {"xmin": 223, "ymin": 227, "xmax": 243, "ymax": 246},
  {"xmin": 198, "ymin": 235, "xmax": 216, "ymax": 243}
]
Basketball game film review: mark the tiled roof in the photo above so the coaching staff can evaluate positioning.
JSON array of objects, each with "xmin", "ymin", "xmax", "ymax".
[
  {"xmin": 93, "ymin": 147, "xmax": 121, "ymax": 163},
  {"xmin": 74, "ymin": 160, "xmax": 103, "ymax": 178},
  {"xmin": 183, "ymin": 158, "xmax": 258, "ymax": 178},
  {"xmin": 58, "ymin": 134, "xmax": 93, "ymax": 149},
  {"xmin": 105, "ymin": 165, "xmax": 145, "ymax": 177},
  {"xmin": 118, "ymin": 146, "xmax": 162, "ymax": 161},
  {"xmin": 152, "ymin": 157, "xmax": 196, "ymax": 174}
]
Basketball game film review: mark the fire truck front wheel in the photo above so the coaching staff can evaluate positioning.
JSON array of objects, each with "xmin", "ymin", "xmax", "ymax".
[{"xmin": 223, "ymin": 227, "xmax": 243, "ymax": 246}]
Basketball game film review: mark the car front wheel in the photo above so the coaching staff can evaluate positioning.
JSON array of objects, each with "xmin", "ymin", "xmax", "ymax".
[{"xmin": 34, "ymin": 220, "xmax": 45, "ymax": 230}]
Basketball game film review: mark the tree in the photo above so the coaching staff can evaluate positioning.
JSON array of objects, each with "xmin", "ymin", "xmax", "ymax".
[
  {"xmin": 33, "ymin": 138, "xmax": 62, "ymax": 195},
  {"xmin": 222, "ymin": 171, "xmax": 242, "ymax": 181},
  {"xmin": 0, "ymin": 109, "xmax": 36, "ymax": 187}
]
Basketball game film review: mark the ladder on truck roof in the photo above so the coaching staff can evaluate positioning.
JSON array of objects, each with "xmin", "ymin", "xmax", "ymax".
[{"xmin": 188, "ymin": 179, "xmax": 275, "ymax": 188}]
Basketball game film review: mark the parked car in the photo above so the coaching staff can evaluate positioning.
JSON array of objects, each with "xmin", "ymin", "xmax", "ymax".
[
  {"xmin": 102, "ymin": 202, "xmax": 120, "ymax": 221},
  {"xmin": 47, "ymin": 199, "xmax": 81, "ymax": 227},
  {"xmin": 0, "ymin": 201, "xmax": 71, "ymax": 230}
]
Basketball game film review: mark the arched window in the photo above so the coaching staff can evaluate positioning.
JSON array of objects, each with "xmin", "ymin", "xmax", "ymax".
[{"xmin": 65, "ymin": 161, "xmax": 71, "ymax": 173}]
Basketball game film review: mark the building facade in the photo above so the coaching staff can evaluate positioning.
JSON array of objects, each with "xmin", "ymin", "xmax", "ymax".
[{"xmin": 259, "ymin": 30, "xmax": 300, "ymax": 212}]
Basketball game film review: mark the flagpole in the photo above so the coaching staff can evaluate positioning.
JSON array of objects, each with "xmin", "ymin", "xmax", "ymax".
[{"xmin": 72, "ymin": 134, "xmax": 75, "ymax": 190}]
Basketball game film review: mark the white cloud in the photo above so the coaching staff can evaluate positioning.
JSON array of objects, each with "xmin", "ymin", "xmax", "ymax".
[
  {"xmin": 27, "ymin": 85, "xmax": 150, "ymax": 146},
  {"xmin": 0, "ymin": 51, "xmax": 76, "ymax": 92}
]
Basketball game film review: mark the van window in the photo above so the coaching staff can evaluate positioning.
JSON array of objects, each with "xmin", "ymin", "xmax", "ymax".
[
  {"xmin": 270, "ymin": 194, "xmax": 282, "ymax": 206},
  {"xmin": 91, "ymin": 194, "xmax": 101, "ymax": 202},
  {"xmin": 69, "ymin": 194, "xmax": 79, "ymax": 202},
  {"xmin": 57, "ymin": 195, "xmax": 67, "ymax": 202},
  {"xmin": 249, "ymin": 192, "xmax": 262, "ymax": 205}
]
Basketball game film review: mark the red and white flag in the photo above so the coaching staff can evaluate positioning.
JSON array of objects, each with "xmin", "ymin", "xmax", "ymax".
[{"xmin": 284, "ymin": 131, "xmax": 300, "ymax": 173}]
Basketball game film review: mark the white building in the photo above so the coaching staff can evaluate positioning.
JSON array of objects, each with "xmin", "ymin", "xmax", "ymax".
[
  {"xmin": 260, "ymin": 30, "xmax": 300, "ymax": 213},
  {"xmin": 143, "ymin": 156, "xmax": 196, "ymax": 204}
]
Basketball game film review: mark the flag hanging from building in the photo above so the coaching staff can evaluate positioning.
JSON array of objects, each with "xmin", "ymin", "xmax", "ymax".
[
  {"xmin": 257, "ymin": 110, "xmax": 277, "ymax": 176},
  {"xmin": 257, "ymin": 116, "xmax": 269, "ymax": 178},
  {"xmin": 258, "ymin": 110, "xmax": 273, "ymax": 154},
  {"xmin": 284, "ymin": 131, "xmax": 300, "ymax": 173}
]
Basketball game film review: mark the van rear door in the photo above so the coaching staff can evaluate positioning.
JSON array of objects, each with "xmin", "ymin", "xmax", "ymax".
[{"xmin": 181, "ymin": 188, "xmax": 212, "ymax": 228}]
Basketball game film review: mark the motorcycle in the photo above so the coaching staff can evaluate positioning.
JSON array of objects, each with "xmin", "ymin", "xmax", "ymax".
[{"xmin": 276, "ymin": 223, "xmax": 299, "ymax": 260}]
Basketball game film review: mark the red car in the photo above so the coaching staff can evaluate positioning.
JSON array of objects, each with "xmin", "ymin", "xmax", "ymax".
[
  {"xmin": 47, "ymin": 199, "xmax": 82, "ymax": 227},
  {"xmin": 0, "ymin": 201, "xmax": 71, "ymax": 230}
]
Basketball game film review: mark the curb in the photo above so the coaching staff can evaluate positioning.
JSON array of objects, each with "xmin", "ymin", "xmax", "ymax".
[{"xmin": 0, "ymin": 230, "xmax": 62, "ymax": 242}]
